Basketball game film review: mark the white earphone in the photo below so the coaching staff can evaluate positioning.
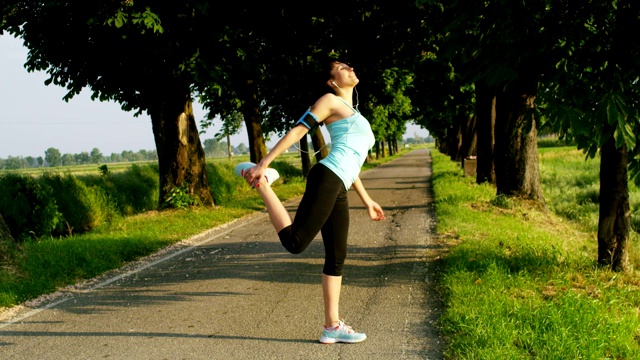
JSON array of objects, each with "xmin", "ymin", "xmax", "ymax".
[{"xmin": 331, "ymin": 81, "xmax": 338, "ymax": 87}]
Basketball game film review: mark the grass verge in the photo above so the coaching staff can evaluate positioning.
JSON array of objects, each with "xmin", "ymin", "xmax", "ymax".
[
  {"xmin": 0, "ymin": 145, "xmax": 423, "ymax": 309},
  {"xmin": 431, "ymin": 149, "xmax": 640, "ymax": 359}
]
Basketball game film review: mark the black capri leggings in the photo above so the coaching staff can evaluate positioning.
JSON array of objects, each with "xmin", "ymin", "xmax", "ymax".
[{"xmin": 277, "ymin": 163, "xmax": 349, "ymax": 276}]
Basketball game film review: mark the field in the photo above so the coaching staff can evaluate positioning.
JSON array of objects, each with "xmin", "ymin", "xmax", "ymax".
[{"xmin": 432, "ymin": 144, "xmax": 640, "ymax": 359}]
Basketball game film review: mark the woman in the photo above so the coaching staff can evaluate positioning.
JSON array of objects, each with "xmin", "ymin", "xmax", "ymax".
[{"xmin": 235, "ymin": 60, "xmax": 385, "ymax": 344}]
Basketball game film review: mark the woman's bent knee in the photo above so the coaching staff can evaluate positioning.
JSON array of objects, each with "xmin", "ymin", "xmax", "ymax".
[{"xmin": 278, "ymin": 225, "xmax": 310, "ymax": 254}]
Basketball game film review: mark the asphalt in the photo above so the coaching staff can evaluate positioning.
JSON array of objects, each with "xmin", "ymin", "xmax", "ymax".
[{"xmin": 0, "ymin": 148, "xmax": 445, "ymax": 360}]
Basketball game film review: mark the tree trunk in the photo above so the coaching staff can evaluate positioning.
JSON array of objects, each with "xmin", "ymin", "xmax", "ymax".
[
  {"xmin": 494, "ymin": 79, "xmax": 545, "ymax": 205},
  {"xmin": 147, "ymin": 82, "xmax": 214, "ymax": 208},
  {"xmin": 299, "ymin": 135, "xmax": 311, "ymax": 178},
  {"xmin": 436, "ymin": 137, "xmax": 448, "ymax": 154},
  {"xmin": 475, "ymin": 81, "xmax": 496, "ymax": 184},
  {"xmin": 387, "ymin": 138, "xmax": 393, "ymax": 156},
  {"xmin": 310, "ymin": 128, "xmax": 329, "ymax": 162},
  {"xmin": 597, "ymin": 137, "xmax": 630, "ymax": 271},
  {"xmin": 457, "ymin": 114, "xmax": 477, "ymax": 160},
  {"xmin": 445, "ymin": 120, "xmax": 462, "ymax": 161},
  {"xmin": 366, "ymin": 151, "xmax": 374, "ymax": 163},
  {"xmin": 227, "ymin": 132, "xmax": 232, "ymax": 161},
  {"xmin": 381, "ymin": 140, "xmax": 387, "ymax": 157},
  {"xmin": 239, "ymin": 78, "xmax": 268, "ymax": 163},
  {"xmin": 375, "ymin": 141, "xmax": 380, "ymax": 159}
]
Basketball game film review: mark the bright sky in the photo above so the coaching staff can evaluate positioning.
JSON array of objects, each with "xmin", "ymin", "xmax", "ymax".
[{"xmin": 0, "ymin": 34, "xmax": 429, "ymax": 159}]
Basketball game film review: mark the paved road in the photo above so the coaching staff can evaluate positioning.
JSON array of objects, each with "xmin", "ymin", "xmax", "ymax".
[{"xmin": 0, "ymin": 149, "xmax": 444, "ymax": 359}]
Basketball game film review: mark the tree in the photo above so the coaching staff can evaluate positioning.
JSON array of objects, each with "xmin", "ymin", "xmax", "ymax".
[
  {"xmin": 235, "ymin": 143, "xmax": 248, "ymax": 155},
  {"xmin": 44, "ymin": 147, "xmax": 61, "ymax": 167},
  {"xmin": 538, "ymin": 0, "xmax": 640, "ymax": 271},
  {"xmin": 25, "ymin": 156, "xmax": 36, "ymax": 168},
  {"xmin": 61, "ymin": 153, "xmax": 76, "ymax": 166},
  {"xmin": 90, "ymin": 148, "xmax": 103, "ymax": 164},
  {"xmin": 2, "ymin": 1, "xmax": 213, "ymax": 207},
  {"xmin": 417, "ymin": 0, "xmax": 548, "ymax": 205},
  {"xmin": 76, "ymin": 152, "xmax": 90, "ymax": 165},
  {"xmin": 4, "ymin": 156, "xmax": 23, "ymax": 170},
  {"xmin": 213, "ymin": 111, "xmax": 244, "ymax": 161}
]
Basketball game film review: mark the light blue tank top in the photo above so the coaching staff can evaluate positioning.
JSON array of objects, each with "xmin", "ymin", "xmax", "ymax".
[{"xmin": 319, "ymin": 97, "xmax": 375, "ymax": 190}]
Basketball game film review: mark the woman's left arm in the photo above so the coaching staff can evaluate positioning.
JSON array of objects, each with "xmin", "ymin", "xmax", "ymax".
[{"xmin": 352, "ymin": 177, "xmax": 385, "ymax": 221}]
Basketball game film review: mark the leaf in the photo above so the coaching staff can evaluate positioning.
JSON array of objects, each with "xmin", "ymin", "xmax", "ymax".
[
  {"xmin": 115, "ymin": 12, "xmax": 125, "ymax": 28},
  {"xmin": 606, "ymin": 95, "xmax": 619, "ymax": 126}
]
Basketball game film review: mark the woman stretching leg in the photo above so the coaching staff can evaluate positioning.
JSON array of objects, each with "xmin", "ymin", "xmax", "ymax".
[{"xmin": 236, "ymin": 59, "xmax": 385, "ymax": 344}]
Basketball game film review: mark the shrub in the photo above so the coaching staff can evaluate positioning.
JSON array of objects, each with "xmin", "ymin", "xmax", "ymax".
[
  {"xmin": 38, "ymin": 172, "xmax": 119, "ymax": 236},
  {"xmin": 206, "ymin": 162, "xmax": 242, "ymax": 206},
  {"xmin": 271, "ymin": 160, "xmax": 303, "ymax": 181},
  {"xmin": 82, "ymin": 164, "xmax": 159, "ymax": 215},
  {"xmin": 0, "ymin": 173, "xmax": 61, "ymax": 241},
  {"xmin": 161, "ymin": 185, "xmax": 201, "ymax": 209}
]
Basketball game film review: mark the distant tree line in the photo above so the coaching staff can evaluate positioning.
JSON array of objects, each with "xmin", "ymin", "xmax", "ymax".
[
  {"xmin": 0, "ymin": 147, "xmax": 158, "ymax": 170},
  {"xmin": 403, "ymin": 134, "xmax": 433, "ymax": 145},
  {"xmin": 0, "ymin": 137, "xmax": 260, "ymax": 170},
  {"xmin": 202, "ymin": 138, "xmax": 251, "ymax": 159}
]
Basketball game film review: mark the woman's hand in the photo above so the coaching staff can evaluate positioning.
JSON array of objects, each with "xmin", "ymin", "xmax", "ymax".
[
  {"xmin": 367, "ymin": 201, "xmax": 385, "ymax": 221},
  {"xmin": 242, "ymin": 163, "xmax": 268, "ymax": 188}
]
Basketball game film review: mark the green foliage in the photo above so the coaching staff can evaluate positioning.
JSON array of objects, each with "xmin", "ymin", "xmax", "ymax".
[
  {"xmin": 83, "ymin": 164, "xmax": 159, "ymax": 215},
  {"xmin": 0, "ymin": 173, "xmax": 62, "ymax": 241},
  {"xmin": 205, "ymin": 162, "xmax": 243, "ymax": 206},
  {"xmin": 44, "ymin": 147, "xmax": 61, "ymax": 167},
  {"xmin": 98, "ymin": 164, "xmax": 110, "ymax": 175},
  {"xmin": 161, "ymin": 185, "xmax": 201, "ymax": 210},
  {"xmin": 270, "ymin": 160, "xmax": 303, "ymax": 181},
  {"xmin": 38, "ymin": 172, "xmax": 119, "ymax": 236},
  {"xmin": 490, "ymin": 194, "xmax": 512, "ymax": 209}
]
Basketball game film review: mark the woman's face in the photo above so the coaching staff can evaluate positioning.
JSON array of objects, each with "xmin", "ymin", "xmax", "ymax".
[{"xmin": 330, "ymin": 62, "xmax": 359, "ymax": 88}]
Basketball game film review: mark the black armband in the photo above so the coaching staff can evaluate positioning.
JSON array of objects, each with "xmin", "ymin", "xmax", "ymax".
[{"xmin": 296, "ymin": 109, "xmax": 322, "ymax": 129}]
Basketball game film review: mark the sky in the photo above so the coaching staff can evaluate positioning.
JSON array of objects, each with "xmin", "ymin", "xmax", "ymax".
[{"xmin": 0, "ymin": 34, "xmax": 429, "ymax": 159}]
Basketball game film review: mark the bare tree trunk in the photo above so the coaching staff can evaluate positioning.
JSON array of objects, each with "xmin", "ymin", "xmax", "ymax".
[
  {"xmin": 239, "ymin": 78, "xmax": 268, "ymax": 163},
  {"xmin": 147, "ymin": 82, "xmax": 214, "ymax": 208},
  {"xmin": 227, "ymin": 132, "xmax": 232, "ymax": 161},
  {"xmin": 387, "ymin": 139, "xmax": 393, "ymax": 156},
  {"xmin": 381, "ymin": 140, "xmax": 387, "ymax": 157},
  {"xmin": 494, "ymin": 79, "xmax": 545, "ymax": 205},
  {"xmin": 310, "ymin": 128, "xmax": 329, "ymax": 162},
  {"xmin": 598, "ymin": 137, "xmax": 630, "ymax": 271},
  {"xmin": 299, "ymin": 135, "xmax": 311, "ymax": 178},
  {"xmin": 475, "ymin": 80, "xmax": 496, "ymax": 184}
]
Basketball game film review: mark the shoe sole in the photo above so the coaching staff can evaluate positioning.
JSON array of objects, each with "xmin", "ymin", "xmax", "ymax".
[{"xmin": 319, "ymin": 335, "xmax": 367, "ymax": 344}]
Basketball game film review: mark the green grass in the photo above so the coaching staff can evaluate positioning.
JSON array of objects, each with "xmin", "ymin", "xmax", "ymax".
[
  {"xmin": 431, "ymin": 148, "xmax": 640, "ymax": 359},
  {"xmin": 0, "ymin": 146, "xmax": 419, "ymax": 309},
  {"xmin": 539, "ymin": 146, "xmax": 640, "ymax": 234}
]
